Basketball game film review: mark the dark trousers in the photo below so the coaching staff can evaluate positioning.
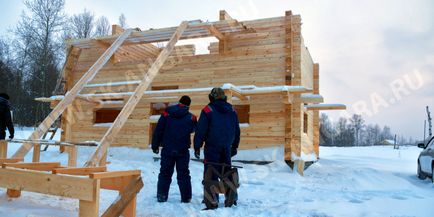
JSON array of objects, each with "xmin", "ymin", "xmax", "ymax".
[
  {"xmin": 0, "ymin": 131, "xmax": 5, "ymax": 140},
  {"xmin": 157, "ymin": 149, "xmax": 192, "ymax": 201}
]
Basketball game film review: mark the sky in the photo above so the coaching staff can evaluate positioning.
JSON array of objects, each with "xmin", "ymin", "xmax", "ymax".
[{"xmin": 0, "ymin": 0, "xmax": 433, "ymax": 140}]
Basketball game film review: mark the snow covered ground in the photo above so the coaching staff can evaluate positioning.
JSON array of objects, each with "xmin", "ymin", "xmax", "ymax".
[{"xmin": 0, "ymin": 128, "xmax": 433, "ymax": 217}]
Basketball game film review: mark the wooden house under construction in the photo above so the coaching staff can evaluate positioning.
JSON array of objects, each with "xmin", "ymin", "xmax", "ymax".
[{"xmin": 35, "ymin": 10, "xmax": 345, "ymax": 173}]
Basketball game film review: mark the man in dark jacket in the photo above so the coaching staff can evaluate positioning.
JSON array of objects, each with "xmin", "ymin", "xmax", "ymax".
[
  {"xmin": 152, "ymin": 95, "xmax": 197, "ymax": 203},
  {"xmin": 194, "ymin": 87, "xmax": 241, "ymax": 209},
  {"xmin": 0, "ymin": 93, "xmax": 14, "ymax": 140}
]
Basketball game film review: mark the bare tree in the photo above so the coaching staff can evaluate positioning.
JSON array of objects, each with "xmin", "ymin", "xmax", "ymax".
[
  {"xmin": 69, "ymin": 9, "xmax": 95, "ymax": 39},
  {"xmin": 350, "ymin": 114, "xmax": 364, "ymax": 146},
  {"xmin": 13, "ymin": 0, "xmax": 66, "ymax": 124},
  {"xmin": 118, "ymin": 13, "xmax": 127, "ymax": 28},
  {"xmin": 94, "ymin": 16, "xmax": 111, "ymax": 36}
]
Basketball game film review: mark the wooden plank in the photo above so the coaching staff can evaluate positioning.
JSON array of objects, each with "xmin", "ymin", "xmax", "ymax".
[
  {"xmin": 0, "ymin": 158, "xmax": 23, "ymax": 164},
  {"xmin": 89, "ymin": 170, "xmax": 141, "ymax": 179},
  {"xmin": 53, "ymin": 166, "xmax": 107, "ymax": 175},
  {"xmin": 79, "ymin": 179, "xmax": 100, "ymax": 217},
  {"xmin": 0, "ymin": 140, "xmax": 7, "ymax": 158},
  {"xmin": 206, "ymin": 25, "xmax": 224, "ymax": 40},
  {"xmin": 0, "ymin": 168, "xmax": 97, "ymax": 201},
  {"xmin": 2, "ymin": 162, "xmax": 62, "ymax": 171},
  {"xmin": 84, "ymin": 21, "xmax": 189, "ymax": 167},
  {"xmin": 12, "ymin": 29, "xmax": 133, "ymax": 159},
  {"xmin": 101, "ymin": 177, "xmax": 143, "ymax": 217}
]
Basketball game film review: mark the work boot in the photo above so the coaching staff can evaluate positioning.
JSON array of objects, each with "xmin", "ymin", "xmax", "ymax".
[
  {"xmin": 181, "ymin": 198, "xmax": 191, "ymax": 203},
  {"xmin": 157, "ymin": 194, "xmax": 168, "ymax": 202}
]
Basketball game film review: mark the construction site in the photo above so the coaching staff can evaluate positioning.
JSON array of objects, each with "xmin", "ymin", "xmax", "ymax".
[{"xmin": 0, "ymin": 10, "xmax": 347, "ymax": 216}]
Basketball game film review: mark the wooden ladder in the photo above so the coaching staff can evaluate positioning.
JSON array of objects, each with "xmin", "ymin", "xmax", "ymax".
[{"xmin": 11, "ymin": 21, "xmax": 190, "ymax": 169}]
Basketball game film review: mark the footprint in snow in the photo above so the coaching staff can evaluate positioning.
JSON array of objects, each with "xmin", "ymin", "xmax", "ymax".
[
  {"xmin": 349, "ymin": 198, "xmax": 363, "ymax": 203},
  {"xmin": 391, "ymin": 195, "xmax": 407, "ymax": 200}
]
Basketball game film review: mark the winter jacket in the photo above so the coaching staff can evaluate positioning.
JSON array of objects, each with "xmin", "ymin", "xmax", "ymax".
[
  {"xmin": 194, "ymin": 100, "xmax": 240, "ymax": 151},
  {"xmin": 0, "ymin": 97, "xmax": 14, "ymax": 138},
  {"xmin": 152, "ymin": 104, "xmax": 197, "ymax": 153}
]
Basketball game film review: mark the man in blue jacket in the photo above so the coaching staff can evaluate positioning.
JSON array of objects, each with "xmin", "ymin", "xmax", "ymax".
[
  {"xmin": 194, "ymin": 87, "xmax": 240, "ymax": 209},
  {"xmin": 152, "ymin": 95, "xmax": 197, "ymax": 203},
  {"xmin": 0, "ymin": 93, "xmax": 14, "ymax": 140}
]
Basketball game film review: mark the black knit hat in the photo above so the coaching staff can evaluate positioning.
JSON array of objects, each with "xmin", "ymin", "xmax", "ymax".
[
  {"xmin": 0, "ymin": 93, "xmax": 10, "ymax": 100},
  {"xmin": 179, "ymin": 95, "xmax": 191, "ymax": 106},
  {"xmin": 209, "ymin": 87, "xmax": 226, "ymax": 102}
]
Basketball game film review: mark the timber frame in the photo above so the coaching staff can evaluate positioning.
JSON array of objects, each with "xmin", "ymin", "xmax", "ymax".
[
  {"xmin": 0, "ymin": 140, "xmax": 143, "ymax": 216},
  {"xmin": 19, "ymin": 10, "xmax": 344, "ymax": 175}
]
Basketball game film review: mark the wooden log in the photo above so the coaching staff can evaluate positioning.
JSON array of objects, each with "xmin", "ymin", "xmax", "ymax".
[
  {"xmin": 12, "ymin": 29, "xmax": 133, "ymax": 159},
  {"xmin": 53, "ymin": 166, "xmax": 107, "ymax": 175},
  {"xmin": 0, "ymin": 140, "xmax": 7, "ymax": 158},
  {"xmin": 101, "ymin": 177, "xmax": 144, "ymax": 217},
  {"xmin": 84, "ymin": 21, "xmax": 189, "ymax": 167}
]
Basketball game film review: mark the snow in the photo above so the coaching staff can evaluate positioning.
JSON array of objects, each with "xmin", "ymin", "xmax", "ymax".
[
  {"xmin": 305, "ymin": 103, "xmax": 346, "ymax": 108},
  {"xmin": 85, "ymin": 80, "xmax": 141, "ymax": 88},
  {"xmin": 42, "ymin": 83, "xmax": 313, "ymax": 102},
  {"xmin": 1, "ymin": 128, "xmax": 433, "ymax": 217},
  {"xmin": 93, "ymin": 123, "xmax": 112, "ymax": 127},
  {"xmin": 291, "ymin": 152, "xmax": 318, "ymax": 162},
  {"xmin": 149, "ymin": 115, "xmax": 161, "ymax": 121},
  {"xmin": 301, "ymin": 93, "xmax": 323, "ymax": 99}
]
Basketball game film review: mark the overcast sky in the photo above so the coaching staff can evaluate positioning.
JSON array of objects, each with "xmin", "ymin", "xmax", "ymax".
[{"xmin": 0, "ymin": 0, "xmax": 433, "ymax": 140}]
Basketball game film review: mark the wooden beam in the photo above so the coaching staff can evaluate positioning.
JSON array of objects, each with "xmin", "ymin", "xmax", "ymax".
[
  {"xmin": 112, "ymin": 25, "xmax": 125, "ymax": 35},
  {"xmin": 206, "ymin": 25, "xmax": 224, "ymax": 40},
  {"xmin": 90, "ymin": 170, "xmax": 141, "ymax": 179},
  {"xmin": 66, "ymin": 146, "xmax": 78, "ymax": 167},
  {"xmin": 0, "ymin": 158, "xmax": 23, "ymax": 164},
  {"xmin": 53, "ymin": 166, "xmax": 107, "ymax": 175},
  {"xmin": 84, "ymin": 21, "xmax": 189, "ymax": 167},
  {"xmin": 2, "ymin": 162, "xmax": 62, "ymax": 171},
  {"xmin": 101, "ymin": 177, "xmax": 143, "ymax": 217},
  {"xmin": 220, "ymin": 10, "xmax": 234, "ymax": 21},
  {"xmin": 0, "ymin": 140, "xmax": 7, "ymax": 158},
  {"xmin": 0, "ymin": 168, "xmax": 97, "ymax": 201},
  {"xmin": 32, "ymin": 144, "xmax": 41, "ymax": 162},
  {"xmin": 12, "ymin": 29, "xmax": 133, "ymax": 159},
  {"xmin": 79, "ymin": 179, "xmax": 100, "ymax": 217}
]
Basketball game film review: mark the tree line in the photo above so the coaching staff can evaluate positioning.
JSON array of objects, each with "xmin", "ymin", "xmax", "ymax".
[
  {"xmin": 320, "ymin": 114, "xmax": 416, "ymax": 146},
  {"xmin": 0, "ymin": 0, "xmax": 127, "ymax": 126}
]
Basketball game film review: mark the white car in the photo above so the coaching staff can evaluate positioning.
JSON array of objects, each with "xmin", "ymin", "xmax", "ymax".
[{"xmin": 417, "ymin": 136, "xmax": 434, "ymax": 182}]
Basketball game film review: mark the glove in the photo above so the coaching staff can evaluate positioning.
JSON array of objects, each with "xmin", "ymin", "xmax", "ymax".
[
  {"xmin": 9, "ymin": 135, "xmax": 14, "ymax": 140},
  {"xmin": 194, "ymin": 148, "xmax": 200, "ymax": 159},
  {"xmin": 231, "ymin": 147, "xmax": 237, "ymax": 157},
  {"xmin": 152, "ymin": 147, "xmax": 159, "ymax": 154}
]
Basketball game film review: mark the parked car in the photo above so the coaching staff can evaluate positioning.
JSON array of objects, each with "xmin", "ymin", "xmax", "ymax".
[{"xmin": 417, "ymin": 136, "xmax": 434, "ymax": 182}]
